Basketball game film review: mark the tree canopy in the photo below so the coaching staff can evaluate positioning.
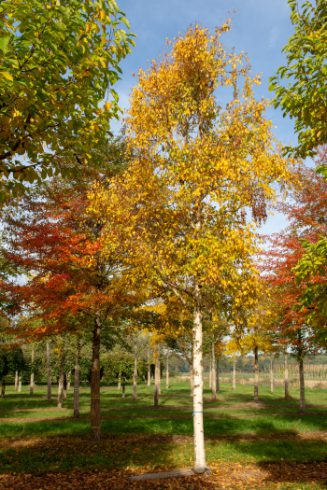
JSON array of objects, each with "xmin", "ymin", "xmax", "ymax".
[
  {"xmin": 269, "ymin": 0, "xmax": 327, "ymax": 157},
  {"xmin": 0, "ymin": 0, "xmax": 134, "ymax": 199}
]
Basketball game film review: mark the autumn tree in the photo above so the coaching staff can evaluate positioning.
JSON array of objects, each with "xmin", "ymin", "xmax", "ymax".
[
  {"xmin": 0, "ymin": 0, "xmax": 134, "ymax": 198},
  {"xmin": 270, "ymin": 0, "xmax": 327, "ymax": 157},
  {"xmin": 2, "ymin": 164, "xmax": 139, "ymax": 438},
  {"xmin": 90, "ymin": 25, "xmax": 291, "ymax": 470},
  {"xmin": 266, "ymin": 165, "xmax": 327, "ymax": 409}
]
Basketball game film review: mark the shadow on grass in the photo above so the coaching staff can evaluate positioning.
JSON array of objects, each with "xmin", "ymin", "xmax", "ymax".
[
  {"xmin": 0, "ymin": 433, "xmax": 186, "ymax": 475},
  {"xmin": 0, "ymin": 393, "xmax": 56, "ymax": 418}
]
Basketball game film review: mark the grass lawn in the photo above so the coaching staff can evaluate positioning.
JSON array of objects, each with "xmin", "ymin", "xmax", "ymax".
[{"xmin": 0, "ymin": 380, "xmax": 326, "ymax": 489}]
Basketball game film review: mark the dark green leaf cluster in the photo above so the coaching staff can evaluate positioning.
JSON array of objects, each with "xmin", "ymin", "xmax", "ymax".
[
  {"xmin": 270, "ymin": 0, "xmax": 327, "ymax": 157},
  {"xmin": 0, "ymin": 0, "xmax": 134, "ymax": 200}
]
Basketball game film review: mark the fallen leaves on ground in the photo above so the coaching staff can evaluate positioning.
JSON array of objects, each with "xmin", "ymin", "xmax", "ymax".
[{"xmin": 0, "ymin": 462, "xmax": 326, "ymax": 489}]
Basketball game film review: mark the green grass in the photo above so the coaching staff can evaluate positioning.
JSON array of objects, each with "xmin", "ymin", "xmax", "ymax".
[{"xmin": 0, "ymin": 380, "xmax": 326, "ymax": 486}]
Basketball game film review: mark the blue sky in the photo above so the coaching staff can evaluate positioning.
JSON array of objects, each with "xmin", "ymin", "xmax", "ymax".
[{"xmin": 115, "ymin": 0, "xmax": 298, "ymax": 234}]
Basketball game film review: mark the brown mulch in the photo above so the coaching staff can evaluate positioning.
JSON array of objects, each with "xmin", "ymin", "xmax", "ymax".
[{"xmin": 0, "ymin": 462, "xmax": 326, "ymax": 489}]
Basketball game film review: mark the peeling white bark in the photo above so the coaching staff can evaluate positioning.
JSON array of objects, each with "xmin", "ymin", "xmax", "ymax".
[{"xmin": 192, "ymin": 299, "xmax": 206, "ymax": 472}]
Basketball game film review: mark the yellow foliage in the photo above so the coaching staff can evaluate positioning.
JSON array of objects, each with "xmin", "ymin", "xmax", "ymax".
[{"xmin": 88, "ymin": 25, "xmax": 293, "ymax": 333}]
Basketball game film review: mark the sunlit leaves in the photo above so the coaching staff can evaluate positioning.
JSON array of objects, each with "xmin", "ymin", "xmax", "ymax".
[
  {"xmin": 89, "ymin": 25, "xmax": 292, "ymax": 323},
  {"xmin": 0, "ymin": 0, "xmax": 134, "ymax": 200},
  {"xmin": 270, "ymin": 0, "xmax": 327, "ymax": 157}
]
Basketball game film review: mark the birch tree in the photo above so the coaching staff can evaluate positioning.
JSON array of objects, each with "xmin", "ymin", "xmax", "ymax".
[{"xmin": 90, "ymin": 25, "xmax": 291, "ymax": 471}]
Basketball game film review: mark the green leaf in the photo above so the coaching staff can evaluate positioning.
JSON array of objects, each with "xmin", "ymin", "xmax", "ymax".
[{"xmin": 0, "ymin": 35, "xmax": 10, "ymax": 54}]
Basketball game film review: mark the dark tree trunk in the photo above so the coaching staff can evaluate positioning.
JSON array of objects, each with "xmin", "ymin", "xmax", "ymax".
[
  {"xmin": 46, "ymin": 340, "xmax": 52, "ymax": 401},
  {"xmin": 90, "ymin": 314, "xmax": 101, "ymax": 440},
  {"xmin": 1, "ymin": 379, "xmax": 5, "ymax": 398},
  {"xmin": 253, "ymin": 346, "xmax": 259, "ymax": 402},
  {"xmin": 147, "ymin": 350, "xmax": 151, "ymax": 386}
]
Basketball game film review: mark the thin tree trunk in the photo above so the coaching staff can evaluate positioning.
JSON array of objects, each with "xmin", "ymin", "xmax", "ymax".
[
  {"xmin": 165, "ymin": 353, "xmax": 169, "ymax": 389},
  {"xmin": 18, "ymin": 374, "xmax": 22, "ymax": 392},
  {"xmin": 132, "ymin": 350, "xmax": 138, "ymax": 400},
  {"xmin": 232, "ymin": 358, "xmax": 237, "ymax": 390},
  {"xmin": 73, "ymin": 337, "xmax": 81, "ymax": 418},
  {"xmin": 192, "ymin": 293, "xmax": 207, "ymax": 473},
  {"xmin": 63, "ymin": 373, "xmax": 67, "ymax": 400},
  {"xmin": 216, "ymin": 357, "xmax": 220, "ymax": 393},
  {"xmin": 154, "ymin": 349, "xmax": 160, "ymax": 407},
  {"xmin": 299, "ymin": 357, "xmax": 306, "ymax": 411},
  {"xmin": 147, "ymin": 350, "xmax": 151, "ymax": 386},
  {"xmin": 46, "ymin": 340, "xmax": 52, "ymax": 401},
  {"xmin": 67, "ymin": 371, "xmax": 71, "ymax": 391},
  {"xmin": 208, "ymin": 357, "xmax": 212, "ymax": 390},
  {"xmin": 14, "ymin": 370, "xmax": 19, "ymax": 392},
  {"xmin": 254, "ymin": 346, "xmax": 259, "ymax": 402},
  {"xmin": 270, "ymin": 354, "xmax": 274, "ymax": 394},
  {"xmin": 122, "ymin": 378, "xmax": 126, "ymax": 398},
  {"xmin": 29, "ymin": 344, "xmax": 35, "ymax": 395},
  {"xmin": 90, "ymin": 314, "xmax": 101, "ymax": 440},
  {"xmin": 211, "ymin": 341, "xmax": 217, "ymax": 401},
  {"xmin": 284, "ymin": 351, "xmax": 290, "ymax": 399},
  {"xmin": 57, "ymin": 346, "xmax": 65, "ymax": 409},
  {"xmin": 1, "ymin": 379, "xmax": 5, "ymax": 397}
]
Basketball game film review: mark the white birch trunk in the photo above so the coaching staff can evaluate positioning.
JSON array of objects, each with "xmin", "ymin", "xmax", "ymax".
[
  {"xmin": 192, "ymin": 297, "xmax": 207, "ymax": 472},
  {"xmin": 165, "ymin": 353, "xmax": 169, "ymax": 389},
  {"xmin": 14, "ymin": 370, "xmax": 19, "ymax": 392},
  {"xmin": 208, "ymin": 358, "xmax": 212, "ymax": 390},
  {"xmin": 232, "ymin": 359, "xmax": 236, "ymax": 390},
  {"xmin": 299, "ymin": 357, "xmax": 305, "ymax": 411},
  {"xmin": 57, "ymin": 347, "xmax": 65, "ymax": 408},
  {"xmin": 18, "ymin": 374, "xmax": 22, "ymax": 392},
  {"xmin": 270, "ymin": 354, "xmax": 274, "ymax": 394},
  {"xmin": 132, "ymin": 351, "xmax": 138, "ymax": 400},
  {"xmin": 284, "ymin": 351, "xmax": 290, "ymax": 399},
  {"xmin": 211, "ymin": 341, "xmax": 217, "ymax": 401},
  {"xmin": 154, "ymin": 351, "xmax": 160, "ymax": 407},
  {"xmin": 29, "ymin": 344, "xmax": 35, "ymax": 395}
]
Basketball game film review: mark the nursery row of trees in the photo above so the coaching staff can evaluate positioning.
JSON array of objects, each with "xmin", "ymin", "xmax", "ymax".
[{"xmin": 0, "ymin": 0, "xmax": 326, "ymax": 474}]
